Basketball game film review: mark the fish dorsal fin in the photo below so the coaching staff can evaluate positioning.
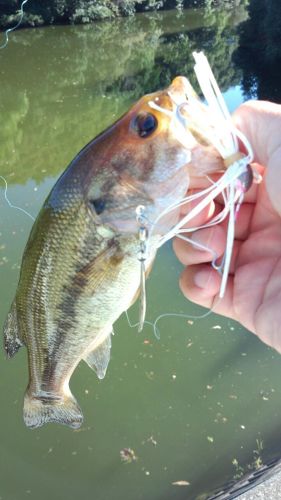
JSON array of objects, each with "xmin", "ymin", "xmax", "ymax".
[
  {"xmin": 4, "ymin": 300, "xmax": 24, "ymax": 358},
  {"xmin": 83, "ymin": 334, "xmax": 112, "ymax": 380}
]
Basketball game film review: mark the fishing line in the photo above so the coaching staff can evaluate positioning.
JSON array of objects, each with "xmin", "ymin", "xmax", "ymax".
[
  {"xmin": 124, "ymin": 310, "xmax": 155, "ymax": 333},
  {"xmin": 126, "ymin": 299, "xmax": 222, "ymax": 341},
  {"xmin": 151, "ymin": 300, "xmax": 222, "ymax": 340},
  {"xmin": 127, "ymin": 232, "xmax": 222, "ymax": 339},
  {"xmin": 0, "ymin": 1, "xmax": 37, "ymax": 221},
  {"xmin": 0, "ymin": 0, "xmax": 29, "ymax": 50},
  {"xmin": 0, "ymin": 175, "xmax": 35, "ymax": 221}
]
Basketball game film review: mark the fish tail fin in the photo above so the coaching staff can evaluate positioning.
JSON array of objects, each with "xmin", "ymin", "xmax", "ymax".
[{"xmin": 23, "ymin": 389, "xmax": 83, "ymax": 430}]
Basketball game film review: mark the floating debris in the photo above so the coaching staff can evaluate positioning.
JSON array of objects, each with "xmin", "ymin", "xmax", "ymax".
[
  {"xmin": 232, "ymin": 458, "xmax": 244, "ymax": 479},
  {"xmin": 120, "ymin": 448, "xmax": 137, "ymax": 463},
  {"xmin": 259, "ymin": 390, "xmax": 270, "ymax": 401},
  {"xmin": 147, "ymin": 435, "xmax": 157, "ymax": 446},
  {"xmin": 172, "ymin": 480, "xmax": 190, "ymax": 486},
  {"xmin": 207, "ymin": 436, "xmax": 214, "ymax": 443},
  {"xmin": 214, "ymin": 412, "xmax": 228, "ymax": 424},
  {"xmin": 212, "ymin": 325, "xmax": 222, "ymax": 330}
]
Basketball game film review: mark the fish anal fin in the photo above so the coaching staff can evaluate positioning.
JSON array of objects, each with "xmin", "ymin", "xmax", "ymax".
[
  {"xmin": 84, "ymin": 334, "xmax": 112, "ymax": 380},
  {"xmin": 23, "ymin": 390, "xmax": 83, "ymax": 430},
  {"xmin": 3, "ymin": 301, "xmax": 24, "ymax": 358}
]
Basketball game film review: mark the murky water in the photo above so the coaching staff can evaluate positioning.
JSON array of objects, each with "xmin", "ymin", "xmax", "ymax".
[{"xmin": 1, "ymin": 5, "xmax": 281, "ymax": 500}]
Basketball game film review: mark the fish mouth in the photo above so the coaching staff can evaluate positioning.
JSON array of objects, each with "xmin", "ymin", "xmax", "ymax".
[
  {"xmin": 167, "ymin": 76, "xmax": 196, "ymax": 105},
  {"xmin": 147, "ymin": 77, "xmax": 197, "ymax": 154},
  {"xmin": 148, "ymin": 76, "xmax": 191, "ymax": 117}
]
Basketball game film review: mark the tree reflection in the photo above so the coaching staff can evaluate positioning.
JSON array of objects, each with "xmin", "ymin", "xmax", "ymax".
[
  {"xmin": 235, "ymin": 0, "xmax": 281, "ymax": 103},
  {"xmin": 0, "ymin": 5, "xmax": 246, "ymax": 185}
]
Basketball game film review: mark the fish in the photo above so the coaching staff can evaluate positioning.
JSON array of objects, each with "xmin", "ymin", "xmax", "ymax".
[{"xmin": 3, "ymin": 76, "xmax": 226, "ymax": 429}]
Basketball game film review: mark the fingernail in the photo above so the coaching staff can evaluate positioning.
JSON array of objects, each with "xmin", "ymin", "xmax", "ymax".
[
  {"xmin": 190, "ymin": 232, "xmax": 211, "ymax": 253},
  {"xmin": 190, "ymin": 233, "xmax": 205, "ymax": 251},
  {"xmin": 194, "ymin": 269, "xmax": 210, "ymax": 289}
]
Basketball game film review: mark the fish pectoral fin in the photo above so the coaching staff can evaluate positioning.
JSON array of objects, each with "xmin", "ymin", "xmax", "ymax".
[
  {"xmin": 3, "ymin": 300, "xmax": 24, "ymax": 358},
  {"xmin": 76, "ymin": 243, "xmax": 124, "ymax": 290},
  {"xmin": 84, "ymin": 334, "xmax": 112, "ymax": 380},
  {"xmin": 23, "ymin": 390, "xmax": 83, "ymax": 430}
]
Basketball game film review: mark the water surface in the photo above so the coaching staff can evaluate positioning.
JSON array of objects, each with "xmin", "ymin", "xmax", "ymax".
[{"xmin": 1, "ymin": 6, "xmax": 281, "ymax": 500}]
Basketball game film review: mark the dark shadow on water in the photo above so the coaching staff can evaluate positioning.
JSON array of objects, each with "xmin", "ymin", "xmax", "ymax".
[{"xmin": 234, "ymin": 0, "xmax": 281, "ymax": 102}]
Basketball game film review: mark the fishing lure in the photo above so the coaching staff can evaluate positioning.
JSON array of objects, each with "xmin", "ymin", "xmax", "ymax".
[{"xmin": 137, "ymin": 52, "xmax": 258, "ymax": 329}]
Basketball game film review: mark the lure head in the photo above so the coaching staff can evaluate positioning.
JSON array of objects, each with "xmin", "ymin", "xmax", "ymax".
[{"xmin": 236, "ymin": 164, "xmax": 253, "ymax": 193}]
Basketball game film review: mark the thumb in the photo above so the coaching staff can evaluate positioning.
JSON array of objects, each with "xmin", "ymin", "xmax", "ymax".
[{"xmin": 233, "ymin": 100, "xmax": 281, "ymax": 217}]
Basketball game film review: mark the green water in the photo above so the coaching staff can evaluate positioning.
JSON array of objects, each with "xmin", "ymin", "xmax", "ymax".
[{"xmin": 1, "ymin": 6, "xmax": 281, "ymax": 500}]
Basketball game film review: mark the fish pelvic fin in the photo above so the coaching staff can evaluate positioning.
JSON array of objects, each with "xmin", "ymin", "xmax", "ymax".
[
  {"xmin": 3, "ymin": 300, "xmax": 24, "ymax": 358},
  {"xmin": 83, "ymin": 333, "xmax": 112, "ymax": 380},
  {"xmin": 23, "ymin": 390, "xmax": 83, "ymax": 430}
]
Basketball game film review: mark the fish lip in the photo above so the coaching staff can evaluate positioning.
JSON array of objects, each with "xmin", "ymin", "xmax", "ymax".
[{"xmin": 168, "ymin": 76, "xmax": 192, "ymax": 104}]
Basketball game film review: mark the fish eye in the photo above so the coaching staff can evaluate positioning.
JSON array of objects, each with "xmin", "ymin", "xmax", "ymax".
[
  {"xmin": 134, "ymin": 113, "xmax": 158, "ymax": 138},
  {"xmin": 90, "ymin": 197, "xmax": 106, "ymax": 215}
]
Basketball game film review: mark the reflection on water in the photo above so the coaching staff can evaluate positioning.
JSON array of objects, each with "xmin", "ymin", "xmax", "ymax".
[
  {"xmin": 234, "ymin": 0, "xmax": 281, "ymax": 103},
  {"xmin": 1, "ymin": 6, "xmax": 281, "ymax": 500},
  {"xmin": 0, "ymin": 6, "xmax": 247, "ymax": 185}
]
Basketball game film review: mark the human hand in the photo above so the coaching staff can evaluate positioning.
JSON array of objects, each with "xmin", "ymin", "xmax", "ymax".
[{"xmin": 173, "ymin": 100, "xmax": 281, "ymax": 352}]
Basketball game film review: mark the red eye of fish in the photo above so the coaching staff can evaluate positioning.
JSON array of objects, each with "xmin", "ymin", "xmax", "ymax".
[{"xmin": 134, "ymin": 113, "xmax": 158, "ymax": 138}]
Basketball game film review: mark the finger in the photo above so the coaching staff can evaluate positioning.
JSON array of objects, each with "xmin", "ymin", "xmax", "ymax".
[
  {"xmin": 228, "ymin": 239, "xmax": 241, "ymax": 275},
  {"xmin": 174, "ymin": 201, "xmax": 254, "ymax": 269},
  {"xmin": 234, "ymin": 100, "xmax": 281, "ymax": 217},
  {"xmin": 179, "ymin": 264, "xmax": 221, "ymax": 304},
  {"xmin": 222, "ymin": 203, "xmax": 255, "ymax": 241},
  {"xmin": 173, "ymin": 224, "xmax": 226, "ymax": 266},
  {"xmin": 233, "ymin": 101, "xmax": 281, "ymax": 167},
  {"xmin": 188, "ymin": 175, "xmax": 220, "ymax": 190},
  {"xmin": 179, "ymin": 264, "xmax": 236, "ymax": 320},
  {"xmin": 179, "ymin": 195, "xmax": 216, "ymax": 229}
]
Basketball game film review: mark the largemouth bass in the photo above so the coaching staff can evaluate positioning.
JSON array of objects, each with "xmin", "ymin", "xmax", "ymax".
[{"xmin": 3, "ymin": 76, "xmax": 225, "ymax": 429}]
